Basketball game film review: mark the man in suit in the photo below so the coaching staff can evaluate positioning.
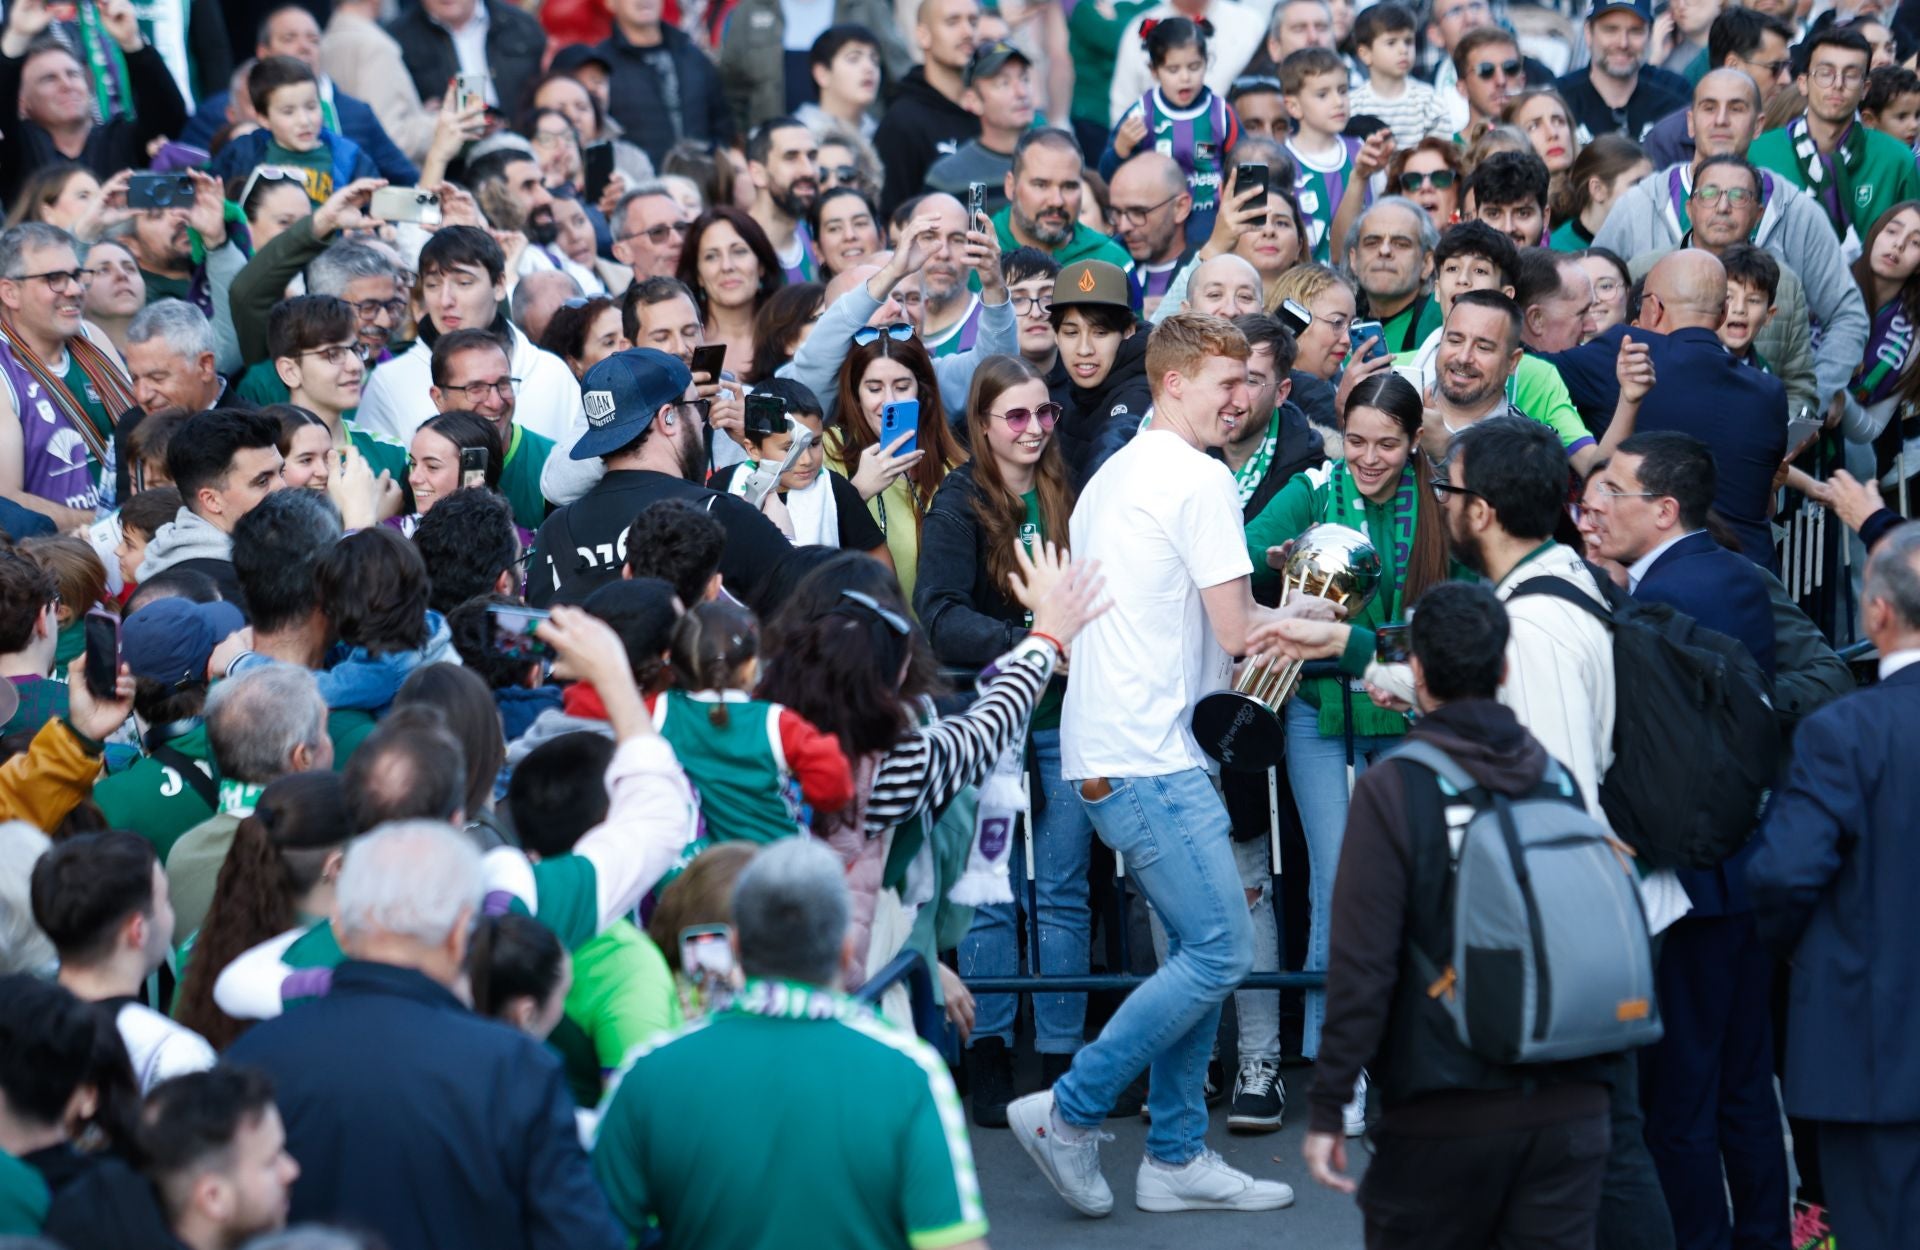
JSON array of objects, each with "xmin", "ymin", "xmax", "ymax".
[
  {"xmin": 1582, "ymin": 430, "xmax": 1791, "ymax": 1250},
  {"xmin": 1749, "ymin": 521, "xmax": 1920, "ymax": 1250}
]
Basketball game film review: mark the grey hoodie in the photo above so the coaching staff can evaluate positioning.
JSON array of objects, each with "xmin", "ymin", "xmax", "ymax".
[
  {"xmin": 1592, "ymin": 164, "xmax": 1869, "ymax": 406},
  {"xmin": 503, "ymin": 706, "xmax": 614, "ymax": 768},
  {"xmin": 136, "ymin": 507, "xmax": 232, "ymax": 581}
]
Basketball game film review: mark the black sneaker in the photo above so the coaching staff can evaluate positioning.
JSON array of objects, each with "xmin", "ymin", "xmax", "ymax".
[
  {"xmin": 968, "ymin": 1037, "xmax": 1015, "ymax": 1128},
  {"xmin": 1206, "ymin": 1055, "xmax": 1228, "ymax": 1107},
  {"xmin": 1040, "ymin": 1052, "xmax": 1074, "ymax": 1087},
  {"xmin": 1228, "ymin": 1059, "xmax": 1285, "ymax": 1133},
  {"xmin": 1111, "ymin": 1070, "xmax": 1148, "ymax": 1119}
]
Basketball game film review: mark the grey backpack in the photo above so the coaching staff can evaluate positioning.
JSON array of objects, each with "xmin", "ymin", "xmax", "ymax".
[{"xmin": 1390, "ymin": 739, "xmax": 1663, "ymax": 1065}]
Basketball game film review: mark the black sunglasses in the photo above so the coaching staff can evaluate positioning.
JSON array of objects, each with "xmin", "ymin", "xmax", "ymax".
[
  {"xmin": 840, "ymin": 589, "xmax": 911, "ymax": 635},
  {"xmin": 1398, "ymin": 169, "xmax": 1456, "ymax": 192},
  {"xmin": 1474, "ymin": 58, "xmax": 1523, "ymax": 80}
]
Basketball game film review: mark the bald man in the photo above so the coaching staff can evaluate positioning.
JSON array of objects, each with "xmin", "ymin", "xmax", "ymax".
[
  {"xmin": 1109, "ymin": 154, "xmax": 1195, "ymax": 317},
  {"xmin": 908, "ymin": 194, "xmax": 992, "ymax": 355},
  {"xmin": 1179, "ymin": 254, "xmax": 1264, "ymax": 321},
  {"xmin": 1626, "ymin": 249, "xmax": 1787, "ymax": 570}
]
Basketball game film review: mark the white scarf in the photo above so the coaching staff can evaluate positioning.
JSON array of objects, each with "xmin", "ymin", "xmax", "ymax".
[{"xmin": 784, "ymin": 471, "xmax": 839, "ymax": 547}]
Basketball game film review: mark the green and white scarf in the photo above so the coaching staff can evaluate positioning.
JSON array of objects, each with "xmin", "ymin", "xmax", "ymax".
[
  {"xmin": 1330, "ymin": 457, "xmax": 1419, "ymax": 622},
  {"xmin": 1232, "ymin": 409, "xmax": 1281, "ymax": 508},
  {"xmin": 1788, "ymin": 115, "xmax": 1866, "ymax": 248}
]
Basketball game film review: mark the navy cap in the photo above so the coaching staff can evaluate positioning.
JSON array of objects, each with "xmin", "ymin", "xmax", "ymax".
[
  {"xmin": 121, "ymin": 597, "xmax": 245, "ymax": 688},
  {"xmin": 1590, "ymin": 0, "xmax": 1652, "ymax": 23},
  {"xmin": 572, "ymin": 348, "xmax": 696, "ymax": 461},
  {"xmin": 549, "ymin": 44, "xmax": 614, "ymax": 78}
]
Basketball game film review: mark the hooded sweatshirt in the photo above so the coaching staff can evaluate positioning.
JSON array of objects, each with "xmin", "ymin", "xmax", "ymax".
[
  {"xmin": 1592, "ymin": 164, "xmax": 1869, "ymax": 406},
  {"xmin": 1308, "ymin": 697, "xmax": 1612, "ymax": 1138},
  {"xmin": 1049, "ymin": 328, "xmax": 1153, "ymax": 484},
  {"xmin": 312, "ymin": 610, "xmax": 460, "ymax": 714},
  {"xmin": 137, "ymin": 507, "xmax": 231, "ymax": 580},
  {"xmin": 873, "ymin": 67, "xmax": 981, "ymax": 216}
]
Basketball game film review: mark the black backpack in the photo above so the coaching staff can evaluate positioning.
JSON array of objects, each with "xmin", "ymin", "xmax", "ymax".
[{"xmin": 1509, "ymin": 572, "xmax": 1779, "ymax": 871}]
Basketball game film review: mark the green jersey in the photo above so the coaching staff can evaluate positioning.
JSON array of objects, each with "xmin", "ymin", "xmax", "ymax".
[
  {"xmin": 1749, "ymin": 121, "xmax": 1920, "ymax": 245},
  {"xmin": 1548, "ymin": 217, "xmax": 1593, "ymax": 253},
  {"xmin": 551, "ymin": 919, "xmax": 679, "ymax": 1106},
  {"xmin": 592, "ymin": 978, "xmax": 987, "ymax": 1250},
  {"xmin": 990, "ymin": 207, "xmax": 1133, "ymax": 271},
  {"xmin": 499, "ymin": 423, "xmax": 556, "ymax": 531},
  {"xmin": 0, "ymin": 1150, "xmax": 47, "ymax": 1235},
  {"xmin": 1378, "ymin": 293, "xmax": 1443, "ymax": 355},
  {"xmin": 93, "ymin": 722, "xmax": 217, "ymax": 862}
]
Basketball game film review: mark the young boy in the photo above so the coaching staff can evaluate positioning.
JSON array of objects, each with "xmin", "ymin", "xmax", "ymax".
[
  {"xmin": 800, "ymin": 25, "xmax": 884, "ymax": 139},
  {"xmin": 1718, "ymin": 243, "xmax": 1780, "ymax": 371},
  {"xmin": 1281, "ymin": 47, "xmax": 1366, "ymax": 262},
  {"xmin": 708, "ymin": 378, "xmax": 887, "ymax": 557},
  {"xmin": 112, "ymin": 487, "xmax": 184, "ymax": 596},
  {"xmin": 269, "ymin": 294, "xmax": 409, "ymax": 481},
  {"xmin": 209, "ymin": 55, "xmax": 377, "ymax": 205},
  {"xmin": 1862, "ymin": 65, "xmax": 1920, "ymax": 151},
  {"xmin": 1348, "ymin": 3, "xmax": 1453, "ymax": 149}
]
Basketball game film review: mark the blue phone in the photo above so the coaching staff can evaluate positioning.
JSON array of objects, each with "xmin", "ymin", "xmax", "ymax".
[
  {"xmin": 880, "ymin": 399, "xmax": 919, "ymax": 457},
  {"xmin": 1349, "ymin": 319, "xmax": 1386, "ymax": 363}
]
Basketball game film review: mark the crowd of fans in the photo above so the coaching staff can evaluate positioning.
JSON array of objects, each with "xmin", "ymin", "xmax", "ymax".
[{"xmin": 0, "ymin": 0, "xmax": 1916, "ymax": 1245}]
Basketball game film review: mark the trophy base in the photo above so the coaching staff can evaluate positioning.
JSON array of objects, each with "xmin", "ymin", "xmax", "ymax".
[{"xmin": 1193, "ymin": 691, "xmax": 1286, "ymax": 773}]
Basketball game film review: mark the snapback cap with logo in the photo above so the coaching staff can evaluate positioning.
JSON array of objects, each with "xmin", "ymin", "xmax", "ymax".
[
  {"xmin": 571, "ymin": 348, "xmax": 696, "ymax": 461},
  {"xmin": 1050, "ymin": 259, "xmax": 1132, "ymax": 311}
]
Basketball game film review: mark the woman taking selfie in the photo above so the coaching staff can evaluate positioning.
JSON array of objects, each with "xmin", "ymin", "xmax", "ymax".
[
  {"xmin": 1240, "ymin": 371, "xmax": 1451, "ymax": 1129},
  {"xmin": 914, "ymin": 355, "xmax": 1091, "ymax": 1125}
]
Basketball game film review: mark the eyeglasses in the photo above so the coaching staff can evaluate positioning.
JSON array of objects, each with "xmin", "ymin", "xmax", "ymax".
[
  {"xmin": 620, "ymin": 221, "xmax": 691, "ymax": 246},
  {"xmin": 5, "ymin": 268, "xmax": 90, "ymax": 293},
  {"xmin": 351, "ymin": 297, "xmax": 409, "ymax": 322},
  {"xmin": 1588, "ymin": 485, "xmax": 1661, "ymax": 501},
  {"xmin": 1398, "ymin": 169, "xmax": 1456, "ymax": 192},
  {"xmin": 1474, "ymin": 58, "xmax": 1523, "ymax": 81},
  {"xmin": 1690, "ymin": 185, "xmax": 1753, "ymax": 206},
  {"xmin": 1743, "ymin": 56, "xmax": 1791, "ymax": 78},
  {"xmin": 450, "ymin": 377, "xmax": 520, "ymax": 403},
  {"xmin": 238, "ymin": 164, "xmax": 304, "ymax": 208},
  {"xmin": 1112, "ymin": 193, "xmax": 1180, "ymax": 226},
  {"xmin": 1009, "ymin": 292, "xmax": 1052, "ymax": 316},
  {"xmin": 821, "ymin": 164, "xmax": 862, "ymax": 186},
  {"xmin": 300, "ymin": 342, "xmax": 370, "ymax": 367},
  {"xmin": 531, "ymin": 128, "xmax": 576, "ymax": 147},
  {"xmin": 989, "ymin": 402, "xmax": 1062, "ymax": 434},
  {"xmin": 853, "ymin": 323, "xmax": 915, "ymax": 345},
  {"xmin": 1428, "ymin": 475, "xmax": 1484, "ymax": 503},
  {"xmin": 1435, "ymin": 0, "xmax": 1490, "ymax": 22},
  {"xmin": 840, "ymin": 589, "xmax": 911, "ymax": 635},
  {"xmin": 1591, "ymin": 276, "xmax": 1624, "ymax": 297},
  {"xmin": 1808, "ymin": 64, "xmax": 1867, "ymax": 87}
]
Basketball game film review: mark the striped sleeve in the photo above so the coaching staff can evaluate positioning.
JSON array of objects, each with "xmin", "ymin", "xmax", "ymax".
[{"xmin": 862, "ymin": 641, "xmax": 1056, "ymax": 838}]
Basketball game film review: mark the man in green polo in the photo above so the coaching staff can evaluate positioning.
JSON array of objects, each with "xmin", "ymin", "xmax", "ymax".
[
  {"xmin": 992, "ymin": 128, "xmax": 1133, "ymax": 272},
  {"xmin": 592, "ymin": 837, "xmax": 990, "ymax": 1250},
  {"xmin": 426, "ymin": 330, "xmax": 555, "ymax": 532}
]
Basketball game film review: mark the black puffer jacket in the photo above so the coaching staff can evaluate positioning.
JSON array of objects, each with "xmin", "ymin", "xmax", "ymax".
[{"xmin": 1048, "ymin": 328, "xmax": 1153, "ymax": 486}]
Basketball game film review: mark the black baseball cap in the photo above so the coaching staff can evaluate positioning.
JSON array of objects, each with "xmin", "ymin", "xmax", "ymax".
[{"xmin": 964, "ymin": 39, "xmax": 1032, "ymax": 88}]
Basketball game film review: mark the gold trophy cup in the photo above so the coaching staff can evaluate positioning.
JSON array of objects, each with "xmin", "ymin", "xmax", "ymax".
[{"xmin": 1192, "ymin": 523, "xmax": 1383, "ymax": 772}]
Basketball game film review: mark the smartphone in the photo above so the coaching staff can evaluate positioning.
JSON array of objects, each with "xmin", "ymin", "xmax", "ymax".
[
  {"xmin": 459, "ymin": 446, "xmax": 488, "ymax": 490},
  {"xmin": 1349, "ymin": 319, "xmax": 1386, "ymax": 363},
  {"xmin": 126, "ymin": 173, "xmax": 195, "ymax": 210},
  {"xmin": 1374, "ymin": 623, "xmax": 1411, "ymax": 665},
  {"xmin": 1278, "ymin": 297, "xmax": 1313, "ymax": 339},
  {"xmin": 370, "ymin": 186, "xmax": 443, "ymax": 226},
  {"xmin": 689, "ymin": 343, "xmax": 727, "ymax": 384},
  {"xmin": 1237, "ymin": 163, "xmax": 1269, "ymax": 220},
  {"xmin": 743, "ymin": 392, "xmax": 786, "ymax": 438},
  {"xmin": 582, "ymin": 140, "xmax": 614, "ymax": 206},
  {"xmin": 967, "ymin": 180, "xmax": 988, "ymax": 225},
  {"xmin": 82, "ymin": 609, "xmax": 120, "ymax": 699},
  {"xmin": 679, "ymin": 924, "xmax": 735, "ymax": 1002},
  {"xmin": 486, "ymin": 603, "xmax": 551, "ymax": 660},
  {"xmin": 453, "ymin": 70, "xmax": 491, "ymax": 113},
  {"xmin": 1783, "ymin": 414, "xmax": 1823, "ymax": 464},
  {"xmin": 880, "ymin": 399, "xmax": 919, "ymax": 457}
]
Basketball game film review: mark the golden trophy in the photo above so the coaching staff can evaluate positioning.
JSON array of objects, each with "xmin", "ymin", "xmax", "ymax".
[{"xmin": 1192, "ymin": 523, "xmax": 1383, "ymax": 772}]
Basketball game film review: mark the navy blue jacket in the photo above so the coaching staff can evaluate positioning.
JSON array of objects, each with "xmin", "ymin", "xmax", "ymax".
[
  {"xmin": 227, "ymin": 960, "xmax": 623, "ymax": 1250},
  {"xmin": 1632, "ymin": 529, "xmax": 1777, "ymax": 917},
  {"xmin": 1748, "ymin": 662, "xmax": 1920, "ymax": 1123},
  {"xmin": 183, "ymin": 88, "xmax": 419, "ymax": 185}
]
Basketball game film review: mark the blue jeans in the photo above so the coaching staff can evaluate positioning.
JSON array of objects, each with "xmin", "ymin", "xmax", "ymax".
[
  {"xmin": 1054, "ymin": 769, "xmax": 1253, "ymax": 1166},
  {"xmin": 1284, "ymin": 697, "xmax": 1400, "ymax": 1060},
  {"xmin": 958, "ymin": 729, "xmax": 1092, "ymax": 1053}
]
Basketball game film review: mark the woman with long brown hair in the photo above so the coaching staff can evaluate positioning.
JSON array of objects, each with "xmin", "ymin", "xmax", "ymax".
[
  {"xmin": 673, "ymin": 205, "xmax": 785, "ymax": 377},
  {"xmin": 1840, "ymin": 200, "xmax": 1920, "ymax": 498},
  {"xmin": 912, "ymin": 353, "xmax": 1092, "ymax": 1125}
]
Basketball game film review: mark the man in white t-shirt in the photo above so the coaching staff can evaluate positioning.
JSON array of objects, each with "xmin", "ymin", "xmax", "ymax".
[
  {"xmin": 1009, "ymin": 312, "xmax": 1331, "ymax": 1219},
  {"xmin": 31, "ymin": 832, "xmax": 216, "ymax": 1091}
]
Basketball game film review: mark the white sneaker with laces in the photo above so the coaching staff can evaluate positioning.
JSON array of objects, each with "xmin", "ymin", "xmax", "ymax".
[
  {"xmin": 1343, "ymin": 1071, "xmax": 1369, "ymax": 1138},
  {"xmin": 1134, "ymin": 1149, "xmax": 1297, "ymax": 1212},
  {"xmin": 1007, "ymin": 1090, "xmax": 1115, "ymax": 1217}
]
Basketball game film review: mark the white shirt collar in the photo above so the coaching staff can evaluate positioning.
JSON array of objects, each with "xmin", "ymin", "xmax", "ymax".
[
  {"xmin": 1881, "ymin": 648, "xmax": 1920, "ymax": 680},
  {"xmin": 1626, "ymin": 529, "xmax": 1700, "ymax": 591},
  {"xmin": 431, "ymin": 0, "xmax": 489, "ymax": 34}
]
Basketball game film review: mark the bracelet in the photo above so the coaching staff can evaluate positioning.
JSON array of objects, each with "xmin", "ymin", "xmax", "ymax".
[{"xmin": 1028, "ymin": 631, "xmax": 1065, "ymax": 654}]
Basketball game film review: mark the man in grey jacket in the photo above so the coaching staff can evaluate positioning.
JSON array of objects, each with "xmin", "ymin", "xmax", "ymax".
[{"xmin": 1592, "ymin": 68, "xmax": 1868, "ymax": 425}]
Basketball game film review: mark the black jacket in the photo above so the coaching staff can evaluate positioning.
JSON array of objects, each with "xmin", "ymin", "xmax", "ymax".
[
  {"xmin": 1311, "ymin": 699, "xmax": 1612, "ymax": 1138},
  {"xmin": 1048, "ymin": 329, "xmax": 1153, "ymax": 486},
  {"xmin": 384, "ymin": 0, "xmax": 546, "ymax": 123},
  {"xmin": 227, "ymin": 960, "xmax": 623, "ymax": 1250},
  {"xmin": 874, "ymin": 67, "xmax": 981, "ymax": 215},
  {"xmin": 1237, "ymin": 399, "xmax": 1328, "ymax": 524},
  {"xmin": 595, "ymin": 24, "xmax": 736, "ymax": 169},
  {"xmin": 915, "ymin": 460, "xmax": 1032, "ymax": 664},
  {"xmin": 41, "ymin": 1157, "xmax": 182, "ymax": 1250},
  {"xmin": 0, "ymin": 44, "xmax": 187, "ymax": 207}
]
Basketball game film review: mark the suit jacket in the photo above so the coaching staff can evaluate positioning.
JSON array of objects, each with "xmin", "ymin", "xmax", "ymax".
[
  {"xmin": 182, "ymin": 88, "xmax": 419, "ymax": 184},
  {"xmin": 1633, "ymin": 529, "xmax": 1777, "ymax": 916},
  {"xmin": 1748, "ymin": 662, "xmax": 1920, "ymax": 1122},
  {"xmin": 386, "ymin": 0, "xmax": 547, "ymax": 125},
  {"xmin": 227, "ymin": 961, "xmax": 623, "ymax": 1250}
]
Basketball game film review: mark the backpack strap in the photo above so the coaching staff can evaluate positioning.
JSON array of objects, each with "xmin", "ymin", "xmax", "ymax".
[
  {"xmin": 1384, "ymin": 738, "xmax": 1482, "ymax": 798},
  {"xmin": 147, "ymin": 739, "xmax": 218, "ymax": 809},
  {"xmin": 1508, "ymin": 573, "xmax": 1617, "ymax": 629}
]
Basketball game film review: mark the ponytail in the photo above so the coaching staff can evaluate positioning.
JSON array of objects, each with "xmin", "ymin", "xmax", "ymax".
[{"xmin": 669, "ymin": 599, "xmax": 762, "ymax": 729}]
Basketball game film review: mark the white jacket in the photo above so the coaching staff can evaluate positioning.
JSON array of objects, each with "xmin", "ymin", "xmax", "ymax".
[{"xmin": 353, "ymin": 321, "xmax": 586, "ymax": 447}]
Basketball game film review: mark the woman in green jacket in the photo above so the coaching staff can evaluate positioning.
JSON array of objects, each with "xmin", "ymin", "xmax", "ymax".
[{"xmin": 1241, "ymin": 371, "xmax": 1450, "ymax": 1113}]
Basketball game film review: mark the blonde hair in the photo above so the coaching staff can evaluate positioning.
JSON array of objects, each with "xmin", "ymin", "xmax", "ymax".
[
  {"xmin": 1264, "ymin": 260, "xmax": 1349, "ymax": 316},
  {"xmin": 1144, "ymin": 314, "xmax": 1250, "ymax": 400}
]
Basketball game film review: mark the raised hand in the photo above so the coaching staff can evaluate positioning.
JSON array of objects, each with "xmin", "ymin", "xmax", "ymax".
[
  {"xmin": 1010, "ymin": 541, "xmax": 1111, "ymax": 646},
  {"xmin": 851, "ymin": 429, "xmax": 923, "ymax": 499},
  {"xmin": 1616, "ymin": 333, "xmax": 1655, "ymax": 405},
  {"xmin": 964, "ymin": 212, "xmax": 1005, "ymax": 296},
  {"xmin": 66, "ymin": 659, "xmax": 134, "ymax": 742},
  {"xmin": 185, "ymin": 170, "xmax": 229, "ymax": 249},
  {"xmin": 313, "ymin": 177, "xmax": 387, "ymax": 239},
  {"xmin": 1115, "ymin": 113, "xmax": 1149, "ymax": 159},
  {"xmin": 97, "ymin": 0, "xmax": 143, "ymax": 51}
]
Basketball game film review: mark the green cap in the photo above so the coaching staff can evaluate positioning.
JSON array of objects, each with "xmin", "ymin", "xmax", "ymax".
[{"xmin": 1051, "ymin": 259, "xmax": 1131, "ymax": 311}]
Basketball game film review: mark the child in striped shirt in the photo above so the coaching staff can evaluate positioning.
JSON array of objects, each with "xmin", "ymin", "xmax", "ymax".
[
  {"xmin": 1282, "ymin": 46, "xmax": 1368, "ymax": 262},
  {"xmin": 1348, "ymin": 2, "xmax": 1454, "ymax": 148},
  {"xmin": 1101, "ymin": 16, "xmax": 1241, "ymax": 244}
]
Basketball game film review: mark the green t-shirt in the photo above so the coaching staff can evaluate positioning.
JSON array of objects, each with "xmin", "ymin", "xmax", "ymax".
[
  {"xmin": 552, "ymin": 919, "xmax": 679, "ymax": 1106},
  {"xmin": 990, "ymin": 207, "xmax": 1133, "ymax": 271},
  {"xmin": 93, "ymin": 722, "xmax": 217, "ymax": 862},
  {"xmin": 1748, "ymin": 123, "xmax": 1920, "ymax": 242},
  {"xmin": 1389, "ymin": 344, "xmax": 1596, "ymax": 454},
  {"xmin": 1378, "ymin": 293, "xmax": 1442, "ymax": 355},
  {"xmin": 592, "ymin": 979, "xmax": 987, "ymax": 1250},
  {"xmin": 236, "ymin": 359, "xmax": 289, "ymax": 406},
  {"xmin": 0, "ymin": 1150, "xmax": 48, "ymax": 1235},
  {"xmin": 263, "ymin": 139, "xmax": 339, "ymax": 205},
  {"xmin": 1548, "ymin": 217, "xmax": 1593, "ymax": 253},
  {"xmin": 499, "ymin": 423, "xmax": 555, "ymax": 532}
]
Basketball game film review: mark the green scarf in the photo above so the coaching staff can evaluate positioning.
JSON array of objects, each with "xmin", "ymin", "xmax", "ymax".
[
  {"xmin": 1232, "ymin": 409, "xmax": 1281, "ymax": 509},
  {"xmin": 77, "ymin": 4, "xmax": 133, "ymax": 124},
  {"xmin": 1788, "ymin": 115, "xmax": 1867, "ymax": 242},
  {"xmin": 1304, "ymin": 459, "xmax": 1421, "ymax": 740}
]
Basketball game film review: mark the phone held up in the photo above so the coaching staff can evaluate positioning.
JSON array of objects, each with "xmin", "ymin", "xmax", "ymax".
[
  {"xmin": 680, "ymin": 924, "xmax": 736, "ymax": 1006},
  {"xmin": 82, "ymin": 608, "xmax": 121, "ymax": 700},
  {"xmin": 1374, "ymin": 623, "xmax": 1412, "ymax": 665},
  {"xmin": 880, "ymin": 399, "xmax": 920, "ymax": 457},
  {"xmin": 1348, "ymin": 319, "xmax": 1386, "ymax": 364},
  {"xmin": 486, "ymin": 604, "xmax": 551, "ymax": 661},
  {"xmin": 370, "ymin": 186, "xmax": 443, "ymax": 226},
  {"xmin": 1236, "ymin": 163, "xmax": 1269, "ymax": 225},
  {"xmin": 967, "ymin": 181, "xmax": 987, "ymax": 226},
  {"xmin": 459, "ymin": 446, "xmax": 488, "ymax": 491}
]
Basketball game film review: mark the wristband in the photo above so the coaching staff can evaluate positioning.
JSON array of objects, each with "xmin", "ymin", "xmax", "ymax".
[{"xmin": 1028, "ymin": 631, "xmax": 1065, "ymax": 653}]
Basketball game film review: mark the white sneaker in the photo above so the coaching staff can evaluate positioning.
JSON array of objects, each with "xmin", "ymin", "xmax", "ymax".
[
  {"xmin": 1343, "ymin": 1071, "xmax": 1369, "ymax": 1138},
  {"xmin": 1134, "ymin": 1149, "xmax": 1297, "ymax": 1213},
  {"xmin": 1007, "ymin": 1090, "xmax": 1115, "ymax": 1217}
]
